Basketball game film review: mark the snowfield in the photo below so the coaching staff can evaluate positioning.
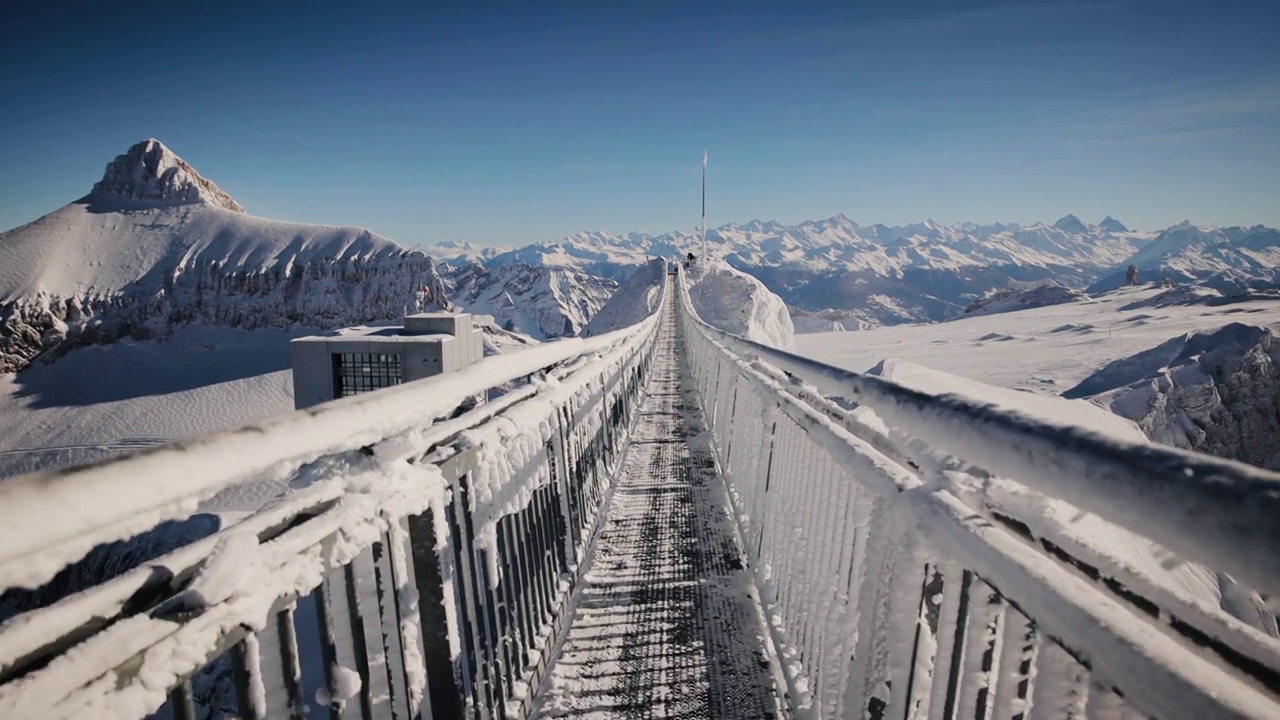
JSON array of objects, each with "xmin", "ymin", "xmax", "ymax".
[
  {"xmin": 0, "ymin": 326, "xmax": 299, "ymax": 480},
  {"xmin": 865, "ymin": 358, "xmax": 1149, "ymax": 445},
  {"xmin": 795, "ymin": 284, "xmax": 1280, "ymax": 396}
]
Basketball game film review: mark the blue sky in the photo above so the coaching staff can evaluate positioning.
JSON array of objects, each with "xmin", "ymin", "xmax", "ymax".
[{"xmin": 1, "ymin": 1, "xmax": 1277, "ymax": 245}]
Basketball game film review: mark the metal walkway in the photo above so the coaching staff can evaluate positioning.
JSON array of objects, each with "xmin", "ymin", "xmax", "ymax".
[
  {"xmin": 531, "ymin": 297, "xmax": 781, "ymax": 719},
  {"xmin": 6, "ymin": 268, "xmax": 1280, "ymax": 720}
]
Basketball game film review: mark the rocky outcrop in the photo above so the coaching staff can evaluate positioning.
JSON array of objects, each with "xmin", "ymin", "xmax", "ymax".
[
  {"xmin": 1068, "ymin": 323, "xmax": 1280, "ymax": 469},
  {"xmin": 446, "ymin": 262, "xmax": 618, "ymax": 340},
  {"xmin": 1, "ymin": 253, "xmax": 450, "ymax": 373},
  {"xmin": 88, "ymin": 138, "xmax": 245, "ymax": 212},
  {"xmin": 964, "ymin": 281, "xmax": 1085, "ymax": 317}
]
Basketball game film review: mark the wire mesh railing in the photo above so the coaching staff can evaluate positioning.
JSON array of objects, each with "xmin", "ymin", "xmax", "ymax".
[
  {"xmin": 675, "ymin": 266, "xmax": 1280, "ymax": 720},
  {"xmin": 0, "ymin": 281, "xmax": 665, "ymax": 720}
]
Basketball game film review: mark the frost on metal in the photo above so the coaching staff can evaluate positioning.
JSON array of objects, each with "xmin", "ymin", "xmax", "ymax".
[
  {"xmin": 316, "ymin": 662, "xmax": 362, "ymax": 709},
  {"xmin": 5, "ymin": 263, "xmax": 1280, "ymax": 720},
  {"xmin": 0, "ymin": 451, "xmax": 447, "ymax": 720},
  {"xmin": 532, "ymin": 275, "xmax": 782, "ymax": 718},
  {"xmin": 0, "ymin": 317, "xmax": 657, "ymax": 594},
  {"xmin": 459, "ymin": 306, "xmax": 660, "ymax": 585},
  {"xmin": 0, "ymin": 273, "xmax": 667, "ymax": 720},
  {"xmin": 674, "ymin": 265, "xmax": 1280, "ymax": 720}
]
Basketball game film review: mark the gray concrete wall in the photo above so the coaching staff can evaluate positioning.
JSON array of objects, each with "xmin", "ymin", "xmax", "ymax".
[
  {"xmin": 404, "ymin": 338, "xmax": 448, "ymax": 381},
  {"xmin": 405, "ymin": 313, "xmax": 471, "ymax": 337},
  {"xmin": 292, "ymin": 314, "xmax": 486, "ymax": 409},
  {"xmin": 292, "ymin": 341, "xmax": 338, "ymax": 410}
]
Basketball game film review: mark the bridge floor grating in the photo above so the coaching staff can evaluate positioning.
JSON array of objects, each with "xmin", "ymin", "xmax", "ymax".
[{"xmin": 530, "ymin": 302, "xmax": 781, "ymax": 719}]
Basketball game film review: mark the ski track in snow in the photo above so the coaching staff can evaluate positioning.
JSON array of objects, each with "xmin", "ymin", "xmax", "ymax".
[
  {"xmin": 0, "ymin": 437, "xmax": 166, "ymax": 456},
  {"xmin": 532, "ymin": 298, "xmax": 780, "ymax": 719}
]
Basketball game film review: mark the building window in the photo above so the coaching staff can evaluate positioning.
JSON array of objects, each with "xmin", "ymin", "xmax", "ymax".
[{"xmin": 332, "ymin": 352, "xmax": 403, "ymax": 397}]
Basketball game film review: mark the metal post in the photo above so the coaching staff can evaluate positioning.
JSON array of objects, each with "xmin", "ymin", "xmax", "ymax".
[{"xmin": 701, "ymin": 149, "xmax": 708, "ymax": 258}]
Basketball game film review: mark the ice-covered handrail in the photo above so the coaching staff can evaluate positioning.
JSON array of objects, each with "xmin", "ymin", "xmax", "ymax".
[
  {"xmin": 0, "ymin": 316, "xmax": 658, "ymax": 593},
  {"xmin": 673, "ymin": 265, "xmax": 1280, "ymax": 719},
  {"xmin": 0, "ymin": 278, "xmax": 669, "ymax": 720},
  {"xmin": 692, "ymin": 316, "xmax": 1280, "ymax": 599}
]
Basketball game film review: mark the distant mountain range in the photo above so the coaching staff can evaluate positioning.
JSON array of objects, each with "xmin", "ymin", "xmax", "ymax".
[
  {"xmin": 1089, "ymin": 222, "xmax": 1280, "ymax": 294},
  {"xmin": 419, "ymin": 212, "xmax": 1269, "ymax": 325},
  {"xmin": 4, "ymin": 138, "xmax": 1278, "ymax": 375},
  {"xmin": 425, "ymin": 211, "xmax": 1280, "ymax": 328}
]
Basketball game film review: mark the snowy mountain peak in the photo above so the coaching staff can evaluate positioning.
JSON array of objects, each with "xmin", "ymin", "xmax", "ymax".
[
  {"xmin": 88, "ymin": 139, "xmax": 245, "ymax": 213},
  {"xmin": 1098, "ymin": 215, "xmax": 1129, "ymax": 233},
  {"xmin": 740, "ymin": 219, "xmax": 785, "ymax": 234},
  {"xmin": 1053, "ymin": 214, "xmax": 1091, "ymax": 234}
]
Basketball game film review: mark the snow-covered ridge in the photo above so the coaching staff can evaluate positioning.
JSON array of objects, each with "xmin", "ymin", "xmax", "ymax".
[
  {"xmin": 0, "ymin": 140, "xmax": 450, "ymax": 373},
  {"xmin": 964, "ymin": 280, "xmax": 1086, "ymax": 317},
  {"xmin": 484, "ymin": 213, "xmax": 1162, "ymax": 326},
  {"xmin": 684, "ymin": 259, "xmax": 794, "ymax": 349},
  {"xmin": 496, "ymin": 213, "xmax": 1153, "ymax": 279},
  {"xmin": 88, "ymin": 139, "xmax": 244, "ymax": 213},
  {"xmin": 789, "ymin": 306, "xmax": 873, "ymax": 334},
  {"xmin": 444, "ymin": 262, "xmax": 617, "ymax": 341},
  {"xmin": 418, "ymin": 239, "xmax": 514, "ymax": 266},
  {"xmin": 1099, "ymin": 215, "xmax": 1130, "ymax": 233},
  {"xmin": 483, "ymin": 215, "xmax": 1278, "ymax": 328},
  {"xmin": 1052, "ymin": 213, "xmax": 1091, "ymax": 235},
  {"xmin": 580, "ymin": 258, "xmax": 667, "ymax": 337}
]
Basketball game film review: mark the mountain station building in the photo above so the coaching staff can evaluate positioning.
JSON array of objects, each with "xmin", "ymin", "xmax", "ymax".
[{"xmin": 291, "ymin": 312, "xmax": 484, "ymax": 409}]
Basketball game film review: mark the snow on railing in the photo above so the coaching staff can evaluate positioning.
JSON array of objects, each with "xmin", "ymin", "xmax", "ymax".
[
  {"xmin": 0, "ymin": 280, "xmax": 667, "ymax": 720},
  {"xmin": 674, "ymin": 267, "xmax": 1280, "ymax": 719}
]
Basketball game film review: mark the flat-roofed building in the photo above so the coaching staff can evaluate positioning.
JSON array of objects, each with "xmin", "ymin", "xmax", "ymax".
[{"xmin": 291, "ymin": 312, "xmax": 485, "ymax": 409}]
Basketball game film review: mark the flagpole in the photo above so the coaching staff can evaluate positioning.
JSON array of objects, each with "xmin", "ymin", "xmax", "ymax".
[{"xmin": 701, "ymin": 150, "xmax": 707, "ymax": 259}]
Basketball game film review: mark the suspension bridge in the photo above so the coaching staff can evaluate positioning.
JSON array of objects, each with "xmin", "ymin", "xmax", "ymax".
[{"xmin": 1, "ymin": 268, "xmax": 1278, "ymax": 719}]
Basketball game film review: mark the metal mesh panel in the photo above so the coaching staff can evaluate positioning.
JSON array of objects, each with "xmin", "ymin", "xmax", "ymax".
[{"xmin": 332, "ymin": 352, "xmax": 403, "ymax": 397}]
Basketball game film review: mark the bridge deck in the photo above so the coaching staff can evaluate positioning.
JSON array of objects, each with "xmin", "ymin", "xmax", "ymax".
[{"xmin": 531, "ymin": 299, "xmax": 781, "ymax": 719}]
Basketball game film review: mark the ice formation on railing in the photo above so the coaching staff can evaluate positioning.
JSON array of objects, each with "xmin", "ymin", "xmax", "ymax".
[
  {"xmin": 674, "ymin": 265, "xmax": 1280, "ymax": 720},
  {"xmin": 0, "ymin": 281, "xmax": 667, "ymax": 720}
]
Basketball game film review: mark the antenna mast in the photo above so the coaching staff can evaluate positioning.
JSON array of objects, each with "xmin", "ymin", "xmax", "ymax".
[{"xmin": 701, "ymin": 149, "xmax": 707, "ymax": 258}]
